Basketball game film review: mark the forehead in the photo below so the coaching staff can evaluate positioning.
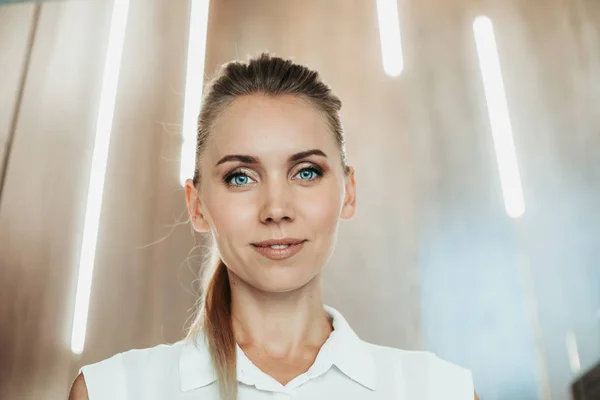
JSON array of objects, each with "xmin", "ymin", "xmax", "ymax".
[{"xmin": 205, "ymin": 94, "xmax": 337, "ymax": 161}]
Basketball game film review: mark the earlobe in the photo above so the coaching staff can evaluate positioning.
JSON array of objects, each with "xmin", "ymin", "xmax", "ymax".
[
  {"xmin": 190, "ymin": 212, "xmax": 210, "ymax": 233},
  {"xmin": 340, "ymin": 192, "xmax": 356, "ymax": 220},
  {"xmin": 340, "ymin": 166, "xmax": 357, "ymax": 220},
  {"xmin": 190, "ymin": 205, "xmax": 211, "ymax": 233},
  {"xmin": 341, "ymin": 202, "xmax": 355, "ymax": 220}
]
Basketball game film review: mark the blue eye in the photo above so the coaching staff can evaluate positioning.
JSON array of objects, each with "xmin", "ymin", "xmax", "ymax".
[
  {"xmin": 295, "ymin": 168, "xmax": 321, "ymax": 181},
  {"xmin": 226, "ymin": 172, "xmax": 255, "ymax": 186},
  {"xmin": 233, "ymin": 175, "xmax": 248, "ymax": 185},
  {"xmin": 225, "ymin": 167, "xmax": 322, "ymax": 187}
]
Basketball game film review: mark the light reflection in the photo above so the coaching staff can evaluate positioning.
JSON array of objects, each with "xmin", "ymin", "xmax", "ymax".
[{"xmin": 473, "ymin": 16, "xmax": 525, "ymax": 219}]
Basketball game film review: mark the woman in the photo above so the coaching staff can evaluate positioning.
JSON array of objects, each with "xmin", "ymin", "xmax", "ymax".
[{"xmin": 70, "ymin": 54, "xmax": 479, "ymax": 399}]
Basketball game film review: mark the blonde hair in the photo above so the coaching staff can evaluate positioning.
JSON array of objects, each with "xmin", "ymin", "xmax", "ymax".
[{"xmin": 185, "ymin": 53, "xmax": 349, "ymax": 399}]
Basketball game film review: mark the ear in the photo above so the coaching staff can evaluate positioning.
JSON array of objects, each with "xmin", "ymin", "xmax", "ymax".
[
  {"xmin": 340, "ymin": 166, "xmax": 357, "ymax": 220},
  {"xmin": 185, "ymin": 178, "xmax": 210, "ymax": 233}
]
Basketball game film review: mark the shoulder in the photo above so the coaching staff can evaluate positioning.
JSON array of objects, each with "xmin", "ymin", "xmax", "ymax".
[
  {"xmin": 78, "ymin": 341, "xmax": 185, "ymax": 399},
  {"xmin": 68, "ymin": 373, "xmax": 89, "ymax": 400},
  {"xmin": 118, "ymin": 341, "xmax": 185, "ymax": 371},
  {"xmin": 365, "ymin": 342, "xmax": 474, "ymax": 398},
  {"xmin": 367, "ymin": 342, "xmax": 470, "ymax": 374}
]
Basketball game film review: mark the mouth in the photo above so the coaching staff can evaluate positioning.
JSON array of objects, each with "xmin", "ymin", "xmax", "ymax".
[{"xmin": 251, "ymin": 238, "xmax": 307, "ymax": 260}]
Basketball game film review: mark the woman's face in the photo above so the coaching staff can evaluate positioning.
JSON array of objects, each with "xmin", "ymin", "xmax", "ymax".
[{"xmin": 186, "ymin": 94, "xmax": 356, "ymax": 293}]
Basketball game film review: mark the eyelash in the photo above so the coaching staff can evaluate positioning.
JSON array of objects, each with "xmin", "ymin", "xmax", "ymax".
[{"xmin": 223, "ymin": 166, "xmax": 324, "ymax": 187}]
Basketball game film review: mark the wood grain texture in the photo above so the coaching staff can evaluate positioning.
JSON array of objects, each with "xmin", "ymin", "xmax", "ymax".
[
  {"xmin": 0, "ymin": 2, "xmax": 35, "ymax": 188},
  {"xmin": 0, "ymin": 1, "xmax": 114, "ymax": 398}
]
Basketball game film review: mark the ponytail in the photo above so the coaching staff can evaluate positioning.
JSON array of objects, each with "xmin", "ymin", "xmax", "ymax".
[{"xmin": 186, "ymin": 254, "xmax": 237, "ymax": 399}]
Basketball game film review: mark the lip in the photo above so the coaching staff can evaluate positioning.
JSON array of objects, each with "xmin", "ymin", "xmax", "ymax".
[
  {"xmin": 251, "ymin": 238, "xmax": 307, "ymax": 261},
  {"xmin": 252, "ymin": 238, "xmax": 306, "ymax": 247}
]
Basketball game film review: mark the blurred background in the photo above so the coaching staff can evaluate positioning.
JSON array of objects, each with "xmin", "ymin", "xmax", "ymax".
[{"xmin": 1, "ymin": 0, "xmax": 599, "ymax": 399}]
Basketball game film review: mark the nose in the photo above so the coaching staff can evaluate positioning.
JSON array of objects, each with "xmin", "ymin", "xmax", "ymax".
[{"xmin": 259, "ymin": 180, "xmax": 295, "ymax": 225}]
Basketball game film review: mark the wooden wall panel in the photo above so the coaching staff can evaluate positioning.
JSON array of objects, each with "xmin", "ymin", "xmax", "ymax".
[
  {"xmin": 0, "ymin": 1, "xmax": 113, "ymax": 398},
  {"xmin": 0, "ymin": 2, "xmax": 35, "ymax": 189},
  {"xmin": 77, "ymin": 0, "xmax": 195, "ymax": 371},
  {"xmin": 494, "ymin": 0, "xmax": 600, "ymax": 398}
]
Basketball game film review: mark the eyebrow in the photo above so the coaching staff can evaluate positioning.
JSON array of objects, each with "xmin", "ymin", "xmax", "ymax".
[{"xmin": 215, "ymin": 149, "xmax": 328, "ymax": 167}]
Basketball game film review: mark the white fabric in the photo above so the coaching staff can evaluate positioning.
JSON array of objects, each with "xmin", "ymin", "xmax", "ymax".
[{"xmin": 80, "ymin": 306, "xmax": 473, "ymax": 399}]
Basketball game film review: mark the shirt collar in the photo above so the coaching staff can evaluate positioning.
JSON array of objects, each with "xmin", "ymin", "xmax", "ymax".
[
  {"xmin": 178, "ymin": 337, "xmax": 216, "ymax": 392},
  {"xmin": 178, "ymin": 305, "xmax": 377, "ymax": 392},
  {"xmin": 323, "ymin": 305, "xmax": 377, "ymax": 390}
]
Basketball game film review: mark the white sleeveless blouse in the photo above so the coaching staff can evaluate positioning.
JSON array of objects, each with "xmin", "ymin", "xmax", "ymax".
[{"xmin": 81, "ymin": 306, "xmax": 473, "ymax": 399}]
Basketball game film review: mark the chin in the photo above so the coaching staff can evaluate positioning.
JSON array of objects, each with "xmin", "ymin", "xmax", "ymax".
[{"xmin": 251, "ymin": 268, "xmax": 318, "ymax": 294}]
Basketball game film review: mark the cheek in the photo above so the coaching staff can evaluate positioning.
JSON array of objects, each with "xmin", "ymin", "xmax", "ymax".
[
  {"xmin": 205, "ymin": 191, "xmax": 257, "ymax": 238},
  {"xmin": 300, "ymin": 183, "xmax": 343, "ymax": 234}
]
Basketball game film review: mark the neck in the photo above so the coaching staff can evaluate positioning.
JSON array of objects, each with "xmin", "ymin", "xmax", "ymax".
[{"xmin": 228, "ymin": 271, "xmax": 332, "ymax": 358}]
